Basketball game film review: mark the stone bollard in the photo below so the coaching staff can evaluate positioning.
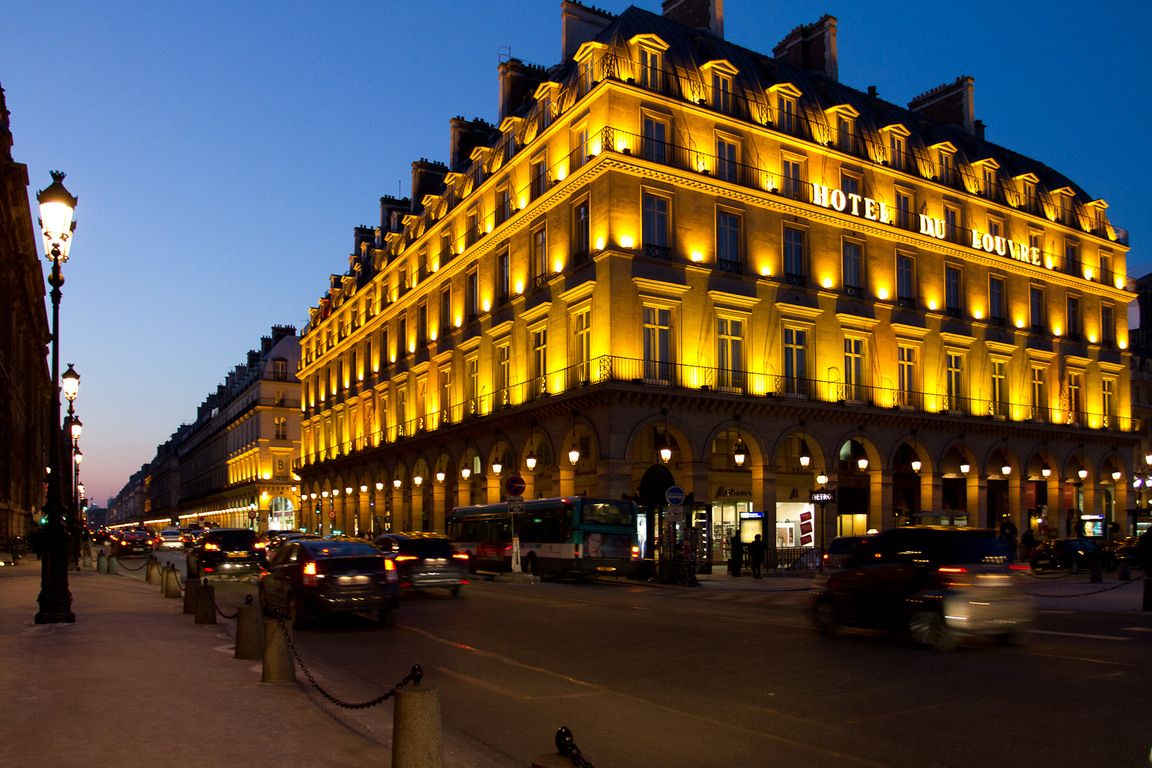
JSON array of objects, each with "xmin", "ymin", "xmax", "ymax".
[
  {"xmin": 107, "ymin": 554, "xmax": 120, "ymax": 576},
  {"xmin": 1090, "ymin": 559, "xmax": 1103, "ymax": 584},
  {"xmin": 531, "ymin": 726, "xmax": 589, "ymax": 768},
  {"xmin": 97, "ymin": 550, "xmax": 108, "ymax": 574},
  {"xmin": 163, "ymin": 566, "xmax": 182, "ymax": 599},
  {"xmin": 392, "ymin": 684, "xmax": 444, "ymax": 768},
  {"xmin": 183, "ymin": 573, "xmax": 201, "ymax": 615},
  {"xmin": 194, "ymin": 579, "xmax": 217, "ymax": 624},
  {"xmin": 146, "ymin": 558, "xmax": 160, "ymax": 586},
  {"xmin": 261, "ymin": 619, "xmax": 295, "ymax": 684},
  {"xmin": 82, "ymin": 546, "xmax": 93, "ymax": 571},
  {"xmin": 234, "ymin": 599, "xmax": 264, "ymax": 660}
]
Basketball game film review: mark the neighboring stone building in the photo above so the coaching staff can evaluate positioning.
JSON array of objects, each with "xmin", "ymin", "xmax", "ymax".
[
  {"xmin": 110, "ymin": 326, "xmax": 301, "ymax": 531},
  {"xmin": 0, "ymin": 84, "xmax": 52, "ymax": 549},
  {"xmin": 296, "ymin": 0, "xmax": 1138, "ymax": 561}
]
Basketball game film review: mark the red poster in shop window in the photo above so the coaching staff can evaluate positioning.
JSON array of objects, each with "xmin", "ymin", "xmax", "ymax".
[
  {"xmin": 800, "ymin": 521, "xmax": 813, "ymax": 535},
  {"xmin": 800, "ymin": 510, "xmax": 813, "ymax": 524}
]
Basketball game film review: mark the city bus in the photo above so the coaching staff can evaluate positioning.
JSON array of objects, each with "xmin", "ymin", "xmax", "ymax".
[{"xmin": 447, "ymin": 497, "xmax": 641, "ymax": 579}]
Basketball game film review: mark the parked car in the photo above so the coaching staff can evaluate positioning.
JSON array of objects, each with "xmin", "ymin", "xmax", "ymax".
[
  {"xmin": 1030, "ymin": 537, "xmax": 1106, "ymax": 574},
  {"xmin": 154, "ymin": 527, "xmax": 185, "ymax": 551},
  {"xmin": 1100, "ymin": 536, "xmax": 1139, "ymax": 569},
  {"xmin": 185, "ymin": 528, "xmax": 267, "ymax": 579},
  {"xmin": 811, "ymin": 526, "xmax": 1033, "ymax": 651},
  {"xmin": 259, "ymin": 537, "xmax": 399, "ymax": 627},
  {"xmin": 110, "ymin": 528, "xmax": 155, "ymax": 556},
  {"xmin": 374, "ymin": 532, "xmax": 469, "ymax": 596}
]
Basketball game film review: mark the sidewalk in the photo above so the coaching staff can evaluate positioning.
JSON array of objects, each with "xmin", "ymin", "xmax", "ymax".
[{"xmin": 0, "ymin": 560, "xmax": 511, "ymax": 768}]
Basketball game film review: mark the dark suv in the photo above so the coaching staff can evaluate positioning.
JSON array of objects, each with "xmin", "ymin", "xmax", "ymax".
[
  {"xmin": 811, "ymin": 526, "xmax": 1033, "ymax": 651},
  {"xmin": 186, "ymin": 528, "xmax": 266, "ymax": 579}
]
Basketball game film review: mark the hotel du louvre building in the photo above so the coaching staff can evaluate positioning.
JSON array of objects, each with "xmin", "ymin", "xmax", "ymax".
[{"xmin": 295, "ymin": 0, "xmax": 1142, "ymax": 563}]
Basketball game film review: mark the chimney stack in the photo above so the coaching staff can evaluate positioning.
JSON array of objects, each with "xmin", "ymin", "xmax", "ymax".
[
  {"xmin": 561, "ymin": 1, "xmax": 616, "ymax": 61},
  {"xmin": 662, "ymin": 0, "xmax": 724, "ymax": 38},
  {"xmin": 773, "ymin": 15, "xmax": 838, "ymax": 81},
  {"xmin": 410, "ymin": 158, "xmax": 447, "ymax": 214},
  {"xmin": 498, "ymin": 58, "xmax": 547, "ymax": 120},
  {"xmin": 908, "ymin": 76, "xmax": 976, "ymax": 135},
  {"xmin": 449, "ymin": 116, "xmax": 498, "ymax": 173}
]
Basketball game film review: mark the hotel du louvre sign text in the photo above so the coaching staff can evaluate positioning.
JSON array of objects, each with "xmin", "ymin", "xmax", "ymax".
[{"xmin": 811, "ymin": 183, "xmax": 1046, "ymax": 269}]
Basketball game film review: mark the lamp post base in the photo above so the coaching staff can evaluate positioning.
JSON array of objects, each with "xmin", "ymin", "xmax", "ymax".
[{"xmin": 34, "ymin": 607, "xmax": 76, "ymax": 624}]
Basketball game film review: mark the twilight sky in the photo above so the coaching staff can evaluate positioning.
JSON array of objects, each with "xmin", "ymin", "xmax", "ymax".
[{"xmin": 3, "ymin": 0, "xmax": 1148, "ymax": 506}]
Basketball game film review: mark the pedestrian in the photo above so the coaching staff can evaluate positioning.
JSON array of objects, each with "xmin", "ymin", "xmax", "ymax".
[
  {"xmin": 748, "ymin": 533, "xmax": 765, "ymax": 579},
  {"xmin": 729, "ymin": 533, "xmax": 743, "ymax": 577},
  {"xmin": 1136, "ymin": 526, "xmax": 1152, "ymax": 571},
  {"xmin": 1020, "ymin": 527, "xmax": 1036, "ymax": 561}
]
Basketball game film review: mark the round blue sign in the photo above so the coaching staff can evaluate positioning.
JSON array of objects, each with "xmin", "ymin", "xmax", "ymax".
[
  {"xmin": 505, "ymin": 475, "xmax": 527, "ymax": 496},
  {"xmin": 665, "ymin": 485, "xmax": 685, "ymax": 505}
]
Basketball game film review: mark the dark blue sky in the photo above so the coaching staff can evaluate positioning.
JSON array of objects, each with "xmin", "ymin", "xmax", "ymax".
[{"xmin": 3, "ymin": 0, "xmax": 1146, "ymax": 504}]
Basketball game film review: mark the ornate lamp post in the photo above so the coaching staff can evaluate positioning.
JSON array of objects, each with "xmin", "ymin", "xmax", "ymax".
[{"xmin": 35, "ymin": 171, "xmax": 77, "ymax": 624}]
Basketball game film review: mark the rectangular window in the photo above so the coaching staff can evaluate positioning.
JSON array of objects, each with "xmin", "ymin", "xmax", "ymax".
[
  {"xmin": 945, "ymin": 265, "xmax": 963, "ymax": 318},
  {"xmin": 1031, "ymin": 366, "xmax": 1047, "ymax": 422},
  {"xmin": 782, "ymin": 327, "xmax": 808, "ymax": 397},
  {"xmin": 440, "ymin": 230, "xmax": 453, "ymax": 264},
  {"xmin": 777, "ymin": 94, "xmax": 798, "ymax": 134},
  {"xmin": 639, "ymin": 48, "xmax": 662, "ymax": 90},
  {"xmin": 395, "ymin": 386, "xmax": 408, "ymax": 438},
  {"xmin": 1101, "ymin": 304, "xmax": 1115, "ymax": 346},
  {"xmin": 896, "ymin": 252, "xmax": 916, "ymax": 307},
  {"xmin": 946, "ymin": 353, "xmax": 965, "ymax": 412},
  {"xmin": 398, "ymin": 316, "xmax": 408, "ymax": 357},
  {"xmin": 842, "ymin": 240, "xmax": 864, "ymax": 297},
  {"xmin": 716, "ymin": 137, "xmax": 738, "ymax": 182},
  {"xmin": 417, "ymin": 302, "xmax": 427, "ymax": 346},
  {"xmin": 466, "ymin": 210, "xmax": 479, "ymax": 247},
  {"xmin": 571, "ymin": 125, "xmax": 589, "ymax": 170},
  {"xmin": 889, "ymin": 132, "xmax": 907, "ymax": 170},
  {"xmin": 944, "ymin": 204, "xmax": 962, "ymax": 244},
  {"xmin": 572, "ymin": 198, "xmax": 590, "ymax": 262},
  {"xmin": 716, "ymin": 210, "xmax": 741, "ymax": 271},
  {"xmin": 1029, "ymin": 285, "xmax": 1045, "ymax": 332},
  {"xmin": 530, "ymin": 156, "xmax": 548, "ymax": 200},
  {"xmin": 440, "ymin": 286, "xmax": 452, "ymax": 334},
  {"xmin": 840, "ymin": 171, "xmax": 860, "ymax": 199},
  {"xmin": 989, "ymin": 275, "xmax": 1005, "ymax": 325},
  {"xmin": 642, "ymin": 116, "xmax": 668, "ymax": 164},
  {"xmin": 1064, "ymin": 239, "xmax": 1081, "ymax": 276},
  {"xmin": 381, "ymin": 327, "xmax": 390, "ymax": 366},
  {"xmin": 274, "ymin": 416, "xmax": 288, "ymax": 441},
  {"xmin": 496, "ymin": 248, "xmax": 510, "ymax": 303},
  {"xmin": 465, "ymin": 355, "xmax": 479, "ymax": 417},
  {"xmin": 466, "ymin": 269, "xmax": 479, "ymax": 320},
  {"xmin": 897, "ymin": 346, "xmax": 917, "ymax": 408},
  {"xmin": 716, "ymin": 317, "xmax": 745, "ymax": 392},
  {"xmin": 1067, "ymin": 372, "xmax": 1083, "ymax": 425},
  {"xmin": 495, "ymin": 342, "xmax": 511, "ymax": 408},
  {"xmin": 1102, "ymin": 378, "xmax": 1116, "ymax": 427},
  {"xmin": 938, "ymin": 149, "xmax": 955, "ymax": 185},
  {"xmin": 642, "ymin": 192, "xmax": 671, "ymax": 258},
  {"xmin": 783, "ymin": 226, "xmax": 806, "ymax": 285},
  {"xmin": 781, "ymin": 157, "xmax": 804, "ymax": 200},
  {"xmin": 573, "ymin": 308, "xmax": 591, "ymax": 385},
  {"xmin": 712, "ymin": 73, "xmax": 732, "ymax": 112},
  {"xmin": 643, "ymin": 305, "xmax": 673, "ymax": 383},
  {"xmin": 837, "ymin": 115, "xmax": 854, "ymax": 153},
  {"xmin": 982, "ymin": 166, "xmax": 996, "ymax": 198},
  {"xmin": 990, "ymin": 359, "xmax": 1008, "ymax": 418},
  {"xmin": 532, "ymin": 328, "xmax": 548, "ymax": 396},
  {"xmin": 1100, "ymin": 251, "xmax": 1113, "ymax": 285},
  {"xmin": 495, "ymin": 185, "xmax": 511, "ymax": 225},
  {"xmin": 843, "ymin": 337, "xmax": 865, "ymax": 402},
  {"xmin": 895, "ymin": 189, "xmax": 913, "ymax": 230},
  {"xmin": 1066, "ymin": 295, "xmax": 1081, "ymax": 340},
  {"xmin": 440, "ymin": 369, "xmax": 452, "ymax": 425},
  {"xmin": 531, "ymin": 225, "xmax": 548, "ymax": 289}
]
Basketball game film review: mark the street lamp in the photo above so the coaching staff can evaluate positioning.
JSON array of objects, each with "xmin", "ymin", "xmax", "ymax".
[{"xmin": 35, "ymin": 171, "xmax": 77, "ymax": 624}]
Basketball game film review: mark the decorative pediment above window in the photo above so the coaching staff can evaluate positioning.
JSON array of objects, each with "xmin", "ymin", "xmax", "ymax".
[
  {"xmin": 629, "ymin": 33, "xmax": 669, "ymax": 52},
  {"xmin": 701, "ymin": 58, "xmax": 740, "ymax": 77},
  {"xmin": 768, "ymin": 82, "xmax": 803, "ymax": 99},
  {"xmin": 573, "ymin": 40, "xmax": 607, "ymax": 64},
  {"xmin": 825, "ymin": 103, "xmax": 859, "ymax": 119},
  {"xmin": 881, "ymin": 123, "xmax": 911, "ymax": 137}
]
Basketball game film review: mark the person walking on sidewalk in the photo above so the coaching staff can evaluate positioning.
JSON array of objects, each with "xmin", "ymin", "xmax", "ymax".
[
  {"xmin": 729, "ymin": 533, "xmax": 744, "ymax": 577},
  {"xmin": 748, "ymin": 534, "xmax": 765, "ymax": 579}
]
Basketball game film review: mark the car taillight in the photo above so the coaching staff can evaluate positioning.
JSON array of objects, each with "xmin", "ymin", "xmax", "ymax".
[
  {"xmin": 385, "ymin": 558, "xmax": 396, "ymax": 572},
  {"xmin": 394, "ymin": 555, "xmax": 418, "ymax": 563},
  {"xmin": 203, "ymin": 542, "xmax": 220, "ymax": 551},
  {"xmin": 573, "ymin": 543, "xmax": 580, "ymax": 559},
  {"xmin": 254, "ymin": 541, "xmax": 267, "ymax": 549},
  {"xmin": 631, "ymin": 545, "xmax": 640, "ymax": 560},
  {"xmin": 303, "ymin": 561, "xmax": 318, "ymax": 587},
  {"xmin": 938, "ymin": 566, "xmax": 968, "ymax": 574},
  {"xmin": 452, "ymin": 553, "xmax": 470, "ymax": 561}
]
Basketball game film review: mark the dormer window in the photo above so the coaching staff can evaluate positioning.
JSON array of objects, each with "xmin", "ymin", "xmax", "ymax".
[
  {"xmin": 1055, "ymin": 188, "xmax": 1077, "ymax": 227},
  {"xmin": 1015, "ymin": 173, "xmax": 1039, "ymax": 214},
  {"xmin": 701, "ymin": 59, "xmax": 739, "ymax": 114},
  {"xmin": 932, "ymin": 142, "xmax": 957, "ymax": 185},
  {"xmin": 629, "ymin": 34, "xmax": 669, "ymax": 92},
  {"xmin": 1086, "ymin": 199, "xmax": 1109, "ymax": 237},
  {"xmin": 825, "ymin": 104, "xmax": 859, "ymax": 154},
  {"xmin": 883, "ymin": 124, "xmax": 911, "ymax": 170},
  {"xmin": 769, "ymin": 83, "xmax": 803, "ymax": 136}
]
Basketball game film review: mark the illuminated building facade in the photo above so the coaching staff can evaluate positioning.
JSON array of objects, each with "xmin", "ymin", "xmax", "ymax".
[
  {"xmin": 0, "ymin": 84, "xmax": 53, "ymax": 550},
  {"xmin": 297, "ymin": 1, "xmax": 1138, "ymax": 558},
  {"xmin": 110, "ymin": 326, "xmax": 301, "ymax": 531}
]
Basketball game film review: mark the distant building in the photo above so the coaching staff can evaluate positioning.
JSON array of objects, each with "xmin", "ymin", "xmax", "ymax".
[
  {"xmin": 0, "ymin": 84, "xmax": 52, "ymax": 547},
  {"xmin": 297, "ymin": 0, "xmax": 1139, "ymax": 558},
  {"xmin": 110, "ymin": 326, "xmax": 301, "ymax": 531}
]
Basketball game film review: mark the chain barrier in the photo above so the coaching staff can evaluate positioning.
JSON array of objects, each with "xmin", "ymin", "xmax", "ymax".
[
  {"xmin": 210, "ymin": 589, "xmax": 243, "ymax": 620},
  {"xmin": 116, "ymin": 555, "xmax": 149, "ymax": 572},
  {"xmin": 1022, "ymin": 572, "xmax": 1145, "ymax": 598},
  {"xmin": 273, "ymin": 612, "xmax": 422, "ymax": 709},
  {"xmin": 554, "ymin": 726, "xmax": 594, "ymax": 768}
]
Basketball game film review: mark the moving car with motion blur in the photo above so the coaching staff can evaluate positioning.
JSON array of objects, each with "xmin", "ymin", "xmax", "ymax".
[
  {"xmin": 153, "ymin": 527, "xmax": 185, "ymax": 551},
  {"xmin": 185, "ymin": 528, "xmax": 266, "ymax": 579},
  {"xmin": 259, "ymin": 537, "xmax": 399, "ymax": 627},
  {"xmin": 110, "ymin": 528, "xmax": 155, "ymax": 557},
  {"xmin": 374, "ymin": 532, "xmax": 470, "ymax": 596},
  {"xmin": 811, "ymin": 526, "xmax": 1033, "ymax": 651}
]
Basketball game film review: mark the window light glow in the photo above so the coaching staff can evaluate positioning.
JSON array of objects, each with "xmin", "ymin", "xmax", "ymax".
[
  {"xmin": 972, "ymin": 308, "xmax": 984, "ymax": 320},
  {"xmin": 595, "ymin": 236, "xmax": 606, "ymax": 250},
  {"xmin": 514, "ymin": 280, "xmax": 524, "ymax": 294},
  {"xmin": 759, "ymin": 264, "xmax": 771, "ymax": 277},
  {"xmin": 481, "ymin": 298, "xmax": 491, "ymax": 312},
  {"xmin": 691, "ymin": 250, "xmax": 704, "ymax": 263},
  {"xmin": 553, "ymin": 258, "xmax": 564, "ymax": 273},
  {"xmin": 926, "ymin": 298, "xmax": 938, "ymax": 311},
  {"xmin": 877, "ymin": 287, "xmax": 890, "ymax": 301},
  {"xmin": 821, "ymin": 276, "xmax": 833, "ymax": 289},
  {"xmin": 619, "ymin": 234, "xmax": 635, "ymax": 249}
]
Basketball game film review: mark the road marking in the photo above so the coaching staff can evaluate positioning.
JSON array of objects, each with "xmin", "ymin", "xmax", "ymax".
[
  {"xmin": 1032, "ymin": 629, "xmax": 1131, "ymax": 641},
  {"xmin": 1122, "ymin": 626, "xmax": 1152, "ymax": 632}
]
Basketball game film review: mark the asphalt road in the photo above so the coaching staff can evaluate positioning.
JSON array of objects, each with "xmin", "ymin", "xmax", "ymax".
[{"xmin": 146, "ymin": 552, "xmax": 1152, "ymax": 767}]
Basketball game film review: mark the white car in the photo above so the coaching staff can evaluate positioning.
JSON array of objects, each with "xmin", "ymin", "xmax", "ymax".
[{"xmin": 155, "ymin": 527, "xmax": 185, "ymax": 550}]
